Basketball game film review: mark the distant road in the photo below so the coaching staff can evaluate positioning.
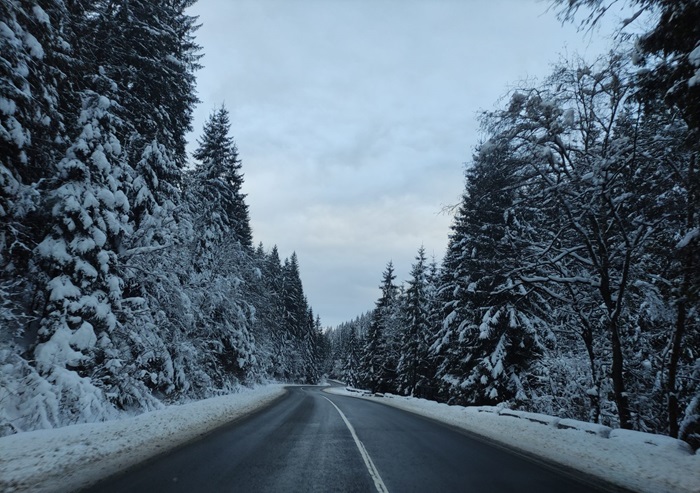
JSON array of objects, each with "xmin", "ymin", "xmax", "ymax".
[{"xmin": 85, "ymin": 385, "xmax": 614, "ymax": 492}]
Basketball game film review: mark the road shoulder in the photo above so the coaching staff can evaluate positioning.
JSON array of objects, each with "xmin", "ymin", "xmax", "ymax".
[{"xmin": 0, "ymin": 385, "xmax": 288, "ymax": 493}]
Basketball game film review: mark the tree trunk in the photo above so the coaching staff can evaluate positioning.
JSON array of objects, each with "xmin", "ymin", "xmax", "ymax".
[
  {"xmin": 668, "ymin": 152, "xmax": 697, "ymax": 437},
  {"xmin": 610, "ymin": 318, "xmax": 632, "ymax": 429},
  {"xmin": 581, "ymin": 324, "xmax": 601, "ymax": 423},
  {"xmin": 668, "ymin": 300, "xmax": 686, "ymax": 437}
]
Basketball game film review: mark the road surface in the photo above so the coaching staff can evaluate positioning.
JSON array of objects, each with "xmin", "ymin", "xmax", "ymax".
[{"xmin": 85, "ymin": 385, "xmax": 614, "ymax": 492}]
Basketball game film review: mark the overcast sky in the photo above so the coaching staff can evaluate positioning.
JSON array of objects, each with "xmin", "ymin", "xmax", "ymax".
[{"xmin": 186, "ymin": 0, "xmax": 624, "ymax": 328}]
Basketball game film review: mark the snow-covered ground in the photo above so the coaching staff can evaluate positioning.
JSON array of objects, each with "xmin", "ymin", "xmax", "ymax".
[
  {"xmin": 3, "ymin": 382, "xmax": 697, "ymax": 493},
  {"xmin": 0, "ymin": 385, "xmax": 287, "ymax": 493},
  {"xmin": 324, "ymin": 386, "xmax": 700, "ymax": 493}
]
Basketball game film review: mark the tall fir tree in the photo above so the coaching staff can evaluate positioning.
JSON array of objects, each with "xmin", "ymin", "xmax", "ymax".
[
  {"xmin": 431, "ymin": 142, "xmax": 542, "ymax": 406},
  {"xmin": 34, "ymin": 71, "xmax": 137, "ymax": 416},
  {"xmin": 0, "ymin": 0, "xmax": 74, "ymax": 344},
  {"xmin": 191, "ymin": 105, "xmax": 252, "ymax": 250},
  {"xmin": 361, "ymin": 261, "xmax": 399, "ymax": 393},
  {"xmin": 397, "ymin": 246, "xmax": 432, "ymax": 397}
]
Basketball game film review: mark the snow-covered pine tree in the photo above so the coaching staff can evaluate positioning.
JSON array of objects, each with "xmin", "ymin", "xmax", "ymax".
[
  {"xmin": 342, "ymin": 324, "xmax": 362, "ymax": 387},
  {"xmin": 430, "ymin": 140, "xmax": 543, "ymax": 406},
  {"xmin": 327, "ymin": 312, "xmax": 370, "ymax": 384},
  {"xmin": 422, "ymin": 255, "xmax": 442, "ymax": 398},
  {"xmin": 174, "ymin": 104, "xmax": 259, "ymax": 392},
  {"xmin": 360, "ymin": 261, "xmax": 399, "ymax": 393},
  {"xmin": 253, "ymin": 245, "xmax": 287, "ymax": 379},
  {"xmin": 429, "ymin": 220, "xmax": 471, "ymax": 403},
  {"xmin": 280, "ymin": 253, "xmax": 308, "ymax": 381},
  {"xmin": 88, "ymin": 0, "xmax": 201, "ymax": 168},
  {"xmin": 88, "ymin": 0, "xmax": 201, "ymax": 407},
  {"xmin": 0, "ymin": 0, "xmax": 81, "ymax": 435},
  {"xmin": 301, "ymin": 306, "xmax": 320, "ymax": 384},
  {"xmin": 397, "ymin": 246, "xmax": 432, "ymax": 397},
  {"xmin": 0, "ymin": 0, "xmax": 76, "ymax": 340},
  {"xmin": 481, "ymin": 52, "xmax": 698, "ymax": 432},
  {"xmin": 191, "ymin": 105, "xmax": 252, "ymax": 251},
  {"xmin": 314, "ymin": 314, "xmax": 331, "ymax": 377},
  {"xmin": 33, "ymin": 67, "xmax": 144, "ymax": 423}
]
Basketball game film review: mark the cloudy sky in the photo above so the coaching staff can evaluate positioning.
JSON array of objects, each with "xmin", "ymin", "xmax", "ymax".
[{"xmin": 186, "ymin": 0, "xmax": 625, "ymax": 328}]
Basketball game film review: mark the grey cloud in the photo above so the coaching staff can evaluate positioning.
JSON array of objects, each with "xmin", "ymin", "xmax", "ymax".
[{"xmin": 188, "ymin": 0, "xmax": 616, "ymax": 327}]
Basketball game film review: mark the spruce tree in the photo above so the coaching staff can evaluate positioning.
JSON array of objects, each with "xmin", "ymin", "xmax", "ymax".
[
  {"xmin": 397, "ymin": 246, "xmax": 432, "ymax": 396},
  {"xmin": 88, "ymin": 0, "xmax": 201, "ymax": 167},
  {"xmin": 361, "ymin": 262, "xmax": 399, "ymax": 393},
  {"xmin": 192, "ymin": 105, "xmax": 252, "ymax": 250},
  {"xmin": 280, "ymin": 253, "xmax": 307, "ymax": 380},
  {"xmin": 0, "ymin": 0, "xmax": 73, "ymax": 341},
  {"xmin": 431, "ymin": 142, "xmax": 542, "ymax": 406},
  {"xmin": 34, "ymin": 71, "xmax": 136, "ymax": 415}
]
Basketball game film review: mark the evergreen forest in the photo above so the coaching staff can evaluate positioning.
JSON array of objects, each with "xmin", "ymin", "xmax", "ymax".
[
  {"xmin": 327, "ymin": 0, "xmax": 700, "ymax": 449},
  {"xmin": 0, "ymin": 0, "xmax": 327, "ymax": 435},
  {"xmin": 1, "ymin": 0, "xmax": 698, "ymax": 454}
]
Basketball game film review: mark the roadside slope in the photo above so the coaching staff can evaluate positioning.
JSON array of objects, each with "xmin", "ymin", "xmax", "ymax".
[{"xmin": 0, "ymin": 385, "xmax": 287, "ymax": 493}]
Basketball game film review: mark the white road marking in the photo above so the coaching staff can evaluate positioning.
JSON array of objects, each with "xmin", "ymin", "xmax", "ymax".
[{"xmin": 322, "ymin": 396, "xmax": 389, "ymax": 493}]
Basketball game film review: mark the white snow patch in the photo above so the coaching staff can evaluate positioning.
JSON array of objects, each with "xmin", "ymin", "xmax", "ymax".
[
  {"xmin": 69, "ymin": 322, "xmax": 97, "ymax": 351},
  {"xmin": 497, "ymin": 408, "xmax": 561, "ymax": 427},
  {"xmin": 689, "ymin": 45, "xmax": 700, "ymax": 88},
  {"xmin": 90, "ymin": 148, "xmax": 111, "ymax": 174},
  {"xmin": 557, "ymin": 418, "xmax": 611, "ymax": 437},
  {"xmin": 32, "ymin": 6, "xmax": 51, "ymax": 25},
  {"xmin": 23, "ymin": 32, "xmax": 44, "ymax": 59},
  {"xmin": 562, "ymin": 108, "xmax": 575, "ymax": 126},
  {"xmin": 0, "ymin": 97, "xmax": 17, "ymax": 116},
  {"xmin": 97, "ymin": 96, "xmax": 111, "ymax": 110},
  {"xmin": 47, "ymin": 275, "xmax": 80, "ymax": 301},
  {"xmin": 0, "ymin": 21, "xmax": 16, "ymax": 42},
  {"xmin": 324, "ymin": 387, "xmax": 700, "ymax": 493},
  {"xmin": 34, "ymin": 326, "xmax": 85, "ymax": 367},
  {"xmin": 36, "ymin": 238, "xmax": 72, "ymax": 265},
  {"xmin": 0, "ymin": 385, "xmax": 287, "ymax": 493},
  {"xmin": 690, "ymin": 44, "xmax": 700, "ymax": 67},
  {"xmin": 676, "ymin": 228, "xmax": 698, "ymax": 249},
  {"xmin": 609, "ymin": 428, "xmax": 693, "ymax": 454},
  {"xmin": 690, "ymin": 69, "xmax": 700, "ymax": 88}
]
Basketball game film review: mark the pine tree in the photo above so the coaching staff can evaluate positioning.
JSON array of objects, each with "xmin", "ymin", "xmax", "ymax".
[
  {"xmin": 256, "ymin": 245, "xmax": 287, "ymax": 378},
  {"xmin": 0, "ymin": 0, "xmax": 74, "ymax": 344},
  {"xmin": 191, "ymin": 105, "xmax": 252, "ymax": 250},
  {"xmin": 361, "ymin": 262, "xmax": 399, "ymax": 393},
  {"xmin": 431, "ymin": 141, "xmax": 543, "ymax": 406},
  {"xmin": 343, "ymin": 326, "xmax": 362, "ymax": 387},
  {"xmin": 88, "ymin": 0, "xmax": 201, "ymax": 167},
  {"xmin": 34, "ymin": 69, "xmax": 137, "ymax": 416},
  {"xmin": 280, "ymin": 253, "xmax": 307, "ymax": 380},
  {"xmin": 397, "ymin": 246, "xmax": 432, "ymax": 396}
]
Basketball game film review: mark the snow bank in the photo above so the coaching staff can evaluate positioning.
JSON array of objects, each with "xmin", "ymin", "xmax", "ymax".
[
  {"xmin": 0, "ymin": 385, "xmax": 287, "ymax": 493},
  {"xmin": 324, "ymin": 387, "xmax": 700, "ymax": 493}
]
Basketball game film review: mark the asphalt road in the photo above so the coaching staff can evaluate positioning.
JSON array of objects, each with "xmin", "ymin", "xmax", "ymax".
[{"xmin": 84, "ymin": 385, "xmax": 611, "ymax": 493}]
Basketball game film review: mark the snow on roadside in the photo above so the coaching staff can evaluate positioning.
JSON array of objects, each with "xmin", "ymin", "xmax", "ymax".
[
  {"xmin": 0, "ymin": 384, "xmax": 287, "ymax": 493},
  {"xmin": 324, "ymin": 387, "xmax": 700, "ymax": 493}
]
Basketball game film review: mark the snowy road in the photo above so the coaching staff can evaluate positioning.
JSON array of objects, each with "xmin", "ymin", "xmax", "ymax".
[{"xmin": 85, "ymin": 385, "xmax": 614, "ymax": 493}]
